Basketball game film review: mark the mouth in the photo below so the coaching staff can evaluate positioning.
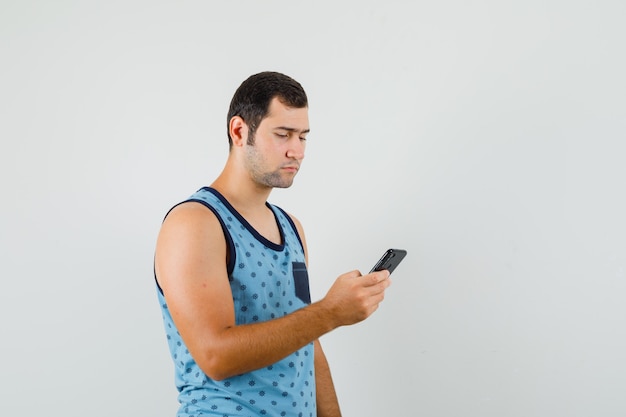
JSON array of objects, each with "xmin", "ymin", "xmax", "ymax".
[{"xmin": 281, "ymin": 164, "xmax": 300, "ymax": 173}]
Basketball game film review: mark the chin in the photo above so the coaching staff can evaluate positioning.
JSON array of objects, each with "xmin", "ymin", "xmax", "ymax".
[
  {"xmin": 274, "ymin": 181, "xmax": 294, "ymax": 189},
  {"xmin": 257, "ymin": 172, "xmax": 296, "ymax": 189}
]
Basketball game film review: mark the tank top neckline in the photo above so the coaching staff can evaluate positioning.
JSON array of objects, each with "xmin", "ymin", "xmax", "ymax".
[{"xmin": 201, "ymin": 187, "xmax": 285, "ymax": 251}]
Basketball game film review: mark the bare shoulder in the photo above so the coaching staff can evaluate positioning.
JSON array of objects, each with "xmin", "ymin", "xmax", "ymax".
[
  {"xmin": 155, "ymin": 201, "xmax": 228, "ymax": 290},
  {"xmin": 157, "ymin": 202, "xmax": 225, "ymax": 251},
  {"xmin": 162, "ymin": 200, "xmax": 222, "ymax": 228}
]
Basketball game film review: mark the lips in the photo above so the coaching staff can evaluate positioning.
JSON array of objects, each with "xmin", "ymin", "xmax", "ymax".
[{"xmin": 281, "ymin": 164, "xmax": 299, "ymax": 172}]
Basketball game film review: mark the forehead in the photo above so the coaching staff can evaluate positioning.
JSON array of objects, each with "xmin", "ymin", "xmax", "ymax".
[{"xmin": 261, "ymin": 97, "xmax": 309, "ymax": 130}]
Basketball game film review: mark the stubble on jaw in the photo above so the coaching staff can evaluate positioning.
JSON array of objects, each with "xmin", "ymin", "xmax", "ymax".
[{"xmin": 244, "ymin": 143, "xmax": 295, "ymax": 189}]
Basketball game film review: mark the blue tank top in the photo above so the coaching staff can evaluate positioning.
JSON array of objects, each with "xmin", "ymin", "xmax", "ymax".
[{"xmin": 156, "ymin": 187, "xmax": 316, "ymax": 417}]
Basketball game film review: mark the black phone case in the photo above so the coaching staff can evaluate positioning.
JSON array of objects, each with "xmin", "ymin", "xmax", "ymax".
[{"xmin": 370, "ymin": 249, "xmax": 407, "ymax": 274}]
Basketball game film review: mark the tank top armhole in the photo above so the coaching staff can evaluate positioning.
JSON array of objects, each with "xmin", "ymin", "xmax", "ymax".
[
  {"xmin": 186, "ymin": 198, "xmax": 237, "ymax": 277},
  {"xmin": 155, "ymin": 199, "xmax": 237, "ymax": 295},
  {"xmin": 273, "ymin": 205, "xmax": 306, "ymax": 257}
]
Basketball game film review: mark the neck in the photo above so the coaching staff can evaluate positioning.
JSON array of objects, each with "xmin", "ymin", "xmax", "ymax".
[{"xmin": 210, "ymin": 160, "xmax": 272, "ymax": 214}]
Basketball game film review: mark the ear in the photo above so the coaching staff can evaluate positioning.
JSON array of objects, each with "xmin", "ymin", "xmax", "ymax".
[{"xmin": 229, "ymin": 116, "xmax": 249, "ymax": 148}]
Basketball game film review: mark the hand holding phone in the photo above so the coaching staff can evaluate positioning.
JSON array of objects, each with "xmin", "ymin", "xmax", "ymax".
[{"xmin": 369, "ymin": 249, "xmax": 407, "ymax": 275}]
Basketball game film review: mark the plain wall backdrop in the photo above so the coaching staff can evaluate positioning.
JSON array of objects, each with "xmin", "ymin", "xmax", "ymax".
[{"xmin": 1, "ymin": 1, "xmax": 625, "ymax": 416}]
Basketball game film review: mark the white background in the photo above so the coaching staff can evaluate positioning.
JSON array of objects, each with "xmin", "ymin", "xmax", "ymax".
[{"xmin": 1, "ymin": 1, "xmax": 625, "ymax": 416}]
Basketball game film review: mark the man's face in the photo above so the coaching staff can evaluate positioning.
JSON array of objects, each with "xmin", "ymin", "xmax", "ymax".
[{"xmin": 244, "ymin": 97, "xmax": 309, "ymax": 189}]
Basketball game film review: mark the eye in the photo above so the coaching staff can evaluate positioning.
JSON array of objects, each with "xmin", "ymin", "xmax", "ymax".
[{"xmin": 275, "ymin": 132, "xmax": 288, "ymax": 139}]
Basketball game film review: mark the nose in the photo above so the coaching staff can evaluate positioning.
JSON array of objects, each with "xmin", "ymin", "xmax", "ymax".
[{"xmin": 286, "ymin": 138, "xmax": 305, "ymax": 160}]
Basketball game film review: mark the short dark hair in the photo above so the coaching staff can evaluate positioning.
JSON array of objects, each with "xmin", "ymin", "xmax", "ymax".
[{"xmin": 227, "ymin": 71, "xmax": 308, "ymax": 147}]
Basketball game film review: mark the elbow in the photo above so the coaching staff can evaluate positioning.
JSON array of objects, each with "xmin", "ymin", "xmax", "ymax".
[
  {"xmin": 202, "ymin": 366, "xmax": 230, "ymax": 382},
  {"xmin": 196, "ymin": 352, "xmax": 237, "ymax": 381},
  {"xmin": 188, "ymin": 328, "xmax": 243, "ymax": 381}
]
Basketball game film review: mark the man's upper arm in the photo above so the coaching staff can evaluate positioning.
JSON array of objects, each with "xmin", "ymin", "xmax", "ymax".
[{"xmin": 154, "ymin": 202, "xmax": 235, "ymax": 366}]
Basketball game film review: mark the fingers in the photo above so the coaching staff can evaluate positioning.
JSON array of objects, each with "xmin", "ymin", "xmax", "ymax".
[
  {"xmin": 325, "ymin": 269, "xmax": 392, "ymax": 326},
  {"xmin": 362, "ymin": 269, "xmax": 391, "ymax": 288},
  {"xmin": 362, "ymin": 289, "xmax": 387, "ymax": 317},
  {"xmin": 357, "ymin": 270, "xmax": 391, "ymax": 310},
  {"xmin": 341, "ymin": 269, "xmax": 389, "ymax": 285},
  {"xmin": 344, "ymin": 270, "xmax": 362, "ymax": 279},
  {"xmin": 373, "ymin": 269, "xmax": 390, "ymax": 282}
]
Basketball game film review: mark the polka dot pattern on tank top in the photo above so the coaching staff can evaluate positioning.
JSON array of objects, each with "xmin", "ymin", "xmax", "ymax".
[{"xmin": 157, "ymin": 188, "xmax": 316, "ymax": 416}]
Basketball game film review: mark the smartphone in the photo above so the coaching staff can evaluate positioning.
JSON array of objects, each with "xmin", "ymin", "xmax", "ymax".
[{"xmin": 369, "ymin": 249, "xmax": 407, "ymax": 274}]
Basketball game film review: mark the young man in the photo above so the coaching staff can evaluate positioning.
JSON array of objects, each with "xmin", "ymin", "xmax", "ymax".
[{"xmin": 154, "ymin": 72, "xmax": 391, "ymax": 417}]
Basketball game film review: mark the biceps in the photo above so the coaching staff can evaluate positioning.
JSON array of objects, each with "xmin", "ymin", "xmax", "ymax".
[{"xmin": 165, "ymin": 267, "xmax": 234, "ymax": 331}]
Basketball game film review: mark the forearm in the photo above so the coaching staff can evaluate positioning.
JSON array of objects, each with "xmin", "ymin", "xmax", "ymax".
[
  {"xmin": 182, "ymin": 267, "xmax": 389, "ymax": 381},
  {"xmin": 198, "ymin": 300, "xmax": 340, "ymax": 380}
]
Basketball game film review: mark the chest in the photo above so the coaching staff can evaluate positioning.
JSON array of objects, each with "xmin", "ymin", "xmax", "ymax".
[
  {"xmin": 242, "ymin": 208, "xmax": 283, "ymax": 245},
  {"xmin": 229, "ymin": 241, "xmax": 303, "ymax": 324}
]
